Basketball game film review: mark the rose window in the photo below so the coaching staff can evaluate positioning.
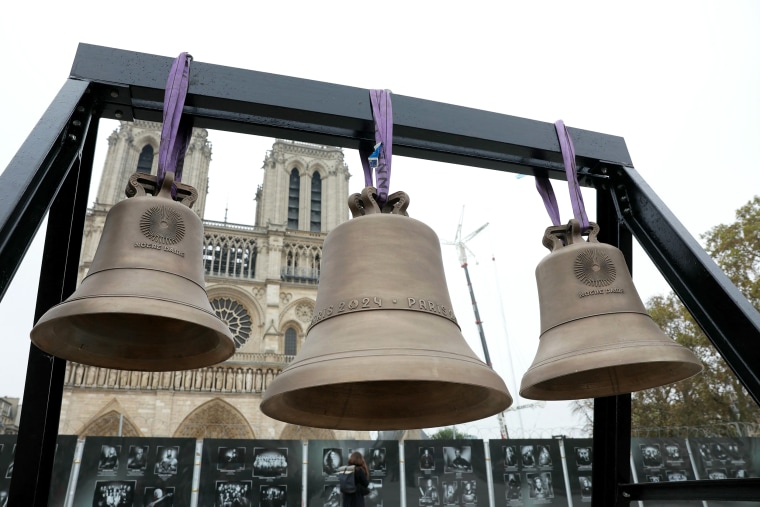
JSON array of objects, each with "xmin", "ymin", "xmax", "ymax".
[{"xmin": 211, "ymin": 297, "xmax": 252, "ymax": 348}]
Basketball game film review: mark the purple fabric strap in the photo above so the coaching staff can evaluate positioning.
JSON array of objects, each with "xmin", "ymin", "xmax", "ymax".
[
  {"xmin": 157, "ymin": 52, "xmax": 193, "ymax": 195},
  {"xmin": 359, "ymin": 89, "xmax": 393, "ymax": 206},
  {"xmin": 534, "ymin": 120, "xmax": 590, "ymax": 230}
]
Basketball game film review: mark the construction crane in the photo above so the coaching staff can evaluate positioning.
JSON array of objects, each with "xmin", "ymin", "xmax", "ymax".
[
  {"xmin": 443, "ymin": 208, "xmax": 547, "ymax": 439},
  {"xmin": 441, "ymin": 208, "xmax": 510, "ymax": 438}
]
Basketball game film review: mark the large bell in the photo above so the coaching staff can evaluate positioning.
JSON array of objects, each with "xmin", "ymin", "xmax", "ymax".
[
  {"xmin": 261, "ymin": 187, "xmax": 512, "ymax": 430},
  {"xmin": 520, "ymin": 219, "xmax": 702, "ymax": 400},
  {"xmin": 30, "ymin": 172, "xmax": 235, "ymax": 371}
]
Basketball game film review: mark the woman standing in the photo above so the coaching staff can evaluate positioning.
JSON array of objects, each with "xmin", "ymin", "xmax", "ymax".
[{"xmin": 342, "ymin": 451, "xmax": 370, "ymax": 507}]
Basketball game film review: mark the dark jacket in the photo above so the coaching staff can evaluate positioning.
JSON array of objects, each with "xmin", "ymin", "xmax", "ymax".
[{"xmin": 342, "ymin": 467, "xmax": 369, "ymax": 507}]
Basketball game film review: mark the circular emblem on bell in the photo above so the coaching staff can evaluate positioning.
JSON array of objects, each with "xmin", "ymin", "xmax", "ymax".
[
  {"xmin": 574, "ymin": 248, "xmax": 616, "ymax": 287},
  {"xmin": 140, "ymin": 205, "xmax": 185, "ymax": 244}
]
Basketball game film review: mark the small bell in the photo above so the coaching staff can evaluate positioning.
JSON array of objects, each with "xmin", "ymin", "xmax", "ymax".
[
  {"xmin": 30, "ymin": 172, "xmax": 235, "ymax": 371},
  {"xmin": 520, "ymin": 219, "xmax": 703, "ymax": 400}
]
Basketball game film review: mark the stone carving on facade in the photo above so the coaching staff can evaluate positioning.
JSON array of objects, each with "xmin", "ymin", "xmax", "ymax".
[
  {"xmin": 173, "ymin": 399, "xmax": 254, "ymax": 440},
  {"xmin": 80, "ymin": 410, "xmax": 141, "ymax": 437},
  {"xmin": 295, "ymin": 302, "xmax": 314, "ymax": 322}
]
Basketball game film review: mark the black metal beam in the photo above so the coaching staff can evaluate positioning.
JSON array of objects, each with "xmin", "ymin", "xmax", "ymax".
[
  {"xmin": 620, "ymin": 478, "xmax": 760, "ymax": 502},
  {"xmin": 599, "ymin": 163, "xmax": 760, "ymax": 406},
  {"xmin": 69, "ymin": 43, "xmax": 632, "ymax": 180},
  {"xmin": 0, "ymin": 79, "xmax": 92, "ymax": 300}
]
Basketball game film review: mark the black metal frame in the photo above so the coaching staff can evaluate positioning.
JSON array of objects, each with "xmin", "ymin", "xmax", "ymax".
[{"xmin": 1, "ymin": 43, "xmax": 758, "ymax": 505}]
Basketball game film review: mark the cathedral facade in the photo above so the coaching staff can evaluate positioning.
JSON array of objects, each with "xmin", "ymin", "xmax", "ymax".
[{"xmin": 57, "ymin": 120, "xmax": 368, "ymax": 441}]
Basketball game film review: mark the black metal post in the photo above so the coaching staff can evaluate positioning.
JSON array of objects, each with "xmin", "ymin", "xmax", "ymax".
[
  {"xmin": 591, "ymin": 179, "xmax": 634, "ymax": 506},
  {"xmin": 8, "ymin": 107, "xmax": 97, "ymax": 505}
]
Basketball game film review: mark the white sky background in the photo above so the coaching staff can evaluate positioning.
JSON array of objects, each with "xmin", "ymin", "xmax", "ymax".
[{"xmin": 1, "ymin": 1, "xmax": 758, "ymax": 439}]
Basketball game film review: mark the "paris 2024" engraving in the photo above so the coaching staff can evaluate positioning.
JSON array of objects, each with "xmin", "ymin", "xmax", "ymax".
[{"xmin": 310, "ymin": 296, "xmax": 458, "ymax": 327}]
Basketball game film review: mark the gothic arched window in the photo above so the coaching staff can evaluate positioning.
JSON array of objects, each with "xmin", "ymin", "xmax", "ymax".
[
  {"xmin": 284, "ymin": 328, "xmax": 297, "ymax": 356},
  {"xmin": 288, "ymin": 168, "xmax": 300, "ymax": 229},
  {"xmin": 310, "ymin": 172, "xmax": 322, "ymax": 232},
  {"xmin": 136, "ymin": 145, "xmax": 154, "ymax": 174}
]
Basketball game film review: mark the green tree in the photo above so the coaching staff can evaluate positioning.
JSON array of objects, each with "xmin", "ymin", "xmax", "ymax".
[
  {"xmin": 429, "ymin": 427, "xmax": 473, "ymax": 440},
  {"xmin": 632, "ymin": 196, "xmax": 760, "ymax": 433},
  {"xmin": 570, "ymin": 197, "xmax": 760, "ymax": 435}
]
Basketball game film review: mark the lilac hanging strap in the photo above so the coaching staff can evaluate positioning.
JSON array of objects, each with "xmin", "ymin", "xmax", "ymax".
[
  {"xmin": 534, "ymin": 120, "xmax": 590, "ymax": 230},
  {"xmin": 157, "ymin": 52, "xmax": 193, "ymax": 195},
  {"xmin": 359, "ymin": 89, "xmax": 393, "ymax": 206}
]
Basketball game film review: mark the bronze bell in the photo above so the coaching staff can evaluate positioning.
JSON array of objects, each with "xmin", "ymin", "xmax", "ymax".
[
  {"xmin": 30, "ymin": 172, "xmax": 235, "ymax": 371},
  {"xmin": 520, "ymin": 219, "xmax": 703, "ymax": 400},
  {"xmin": 261, "ymin": 187, "xmax": 512, "ymax": 430}
]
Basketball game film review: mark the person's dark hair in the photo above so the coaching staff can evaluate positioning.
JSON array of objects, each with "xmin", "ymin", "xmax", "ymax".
[{"xmin": 348, "ymin": 451, "xmax": 369, "ymax": 477}]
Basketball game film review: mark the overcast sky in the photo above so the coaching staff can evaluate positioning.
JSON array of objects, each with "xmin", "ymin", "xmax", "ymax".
[{"xmin": 1, "ymin": 1, "xmax": 758, "ymax": 438}]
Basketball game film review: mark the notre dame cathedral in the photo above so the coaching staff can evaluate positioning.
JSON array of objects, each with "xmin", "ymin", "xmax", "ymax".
[{"xmin": 56, "ymin": 120, "xmax": 382, "ymax": 441}]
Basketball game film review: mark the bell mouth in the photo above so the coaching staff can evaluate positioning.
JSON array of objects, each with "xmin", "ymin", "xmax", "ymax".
[
  {"xmin": 262, "ymin": 379, "xmax": 512, "ymax": 430},
  {"xmin": 520, "ymin": 314, "xmax": 703, "ymax": 400},
  {"xmin": 30, "ymin": 295, "xmax": 235, "ymax": 371},
  {"xmin": 261, "ymin": 309, "xmax": 512, "ymax": 430}
]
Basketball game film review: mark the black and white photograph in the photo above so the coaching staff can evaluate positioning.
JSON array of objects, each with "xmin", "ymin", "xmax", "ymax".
[
  {"xmin": 126, "ymin": 445, "xmax": 149, "ymax": 473},
  {"xmin": 253, "ymin": 448, "xmax": 288, "ymax": 478},
  {"xmin": 520, "ymin": 446, "xmax": 536, "ymax": 468},
  {"xmin": 322, "ymin": 448, "xmax": 343, "ymax": 476},
  {"xmin": 215, "ymin": 480, "xmax": 253, "ymax": 507},
  {"xmin": 664, "ymin": 444, "xmax": 683, "ymax": 463},
  {"xmin": 574, "ymin": 446, "xmax": 592, "ymax": 469},
  {"xmin": 154, "ymin": 446, "xmax": 179, "ymax": 476},
  {"xmin": 366, "ymin": 479, "xmax": 383, "ymax": 507},
  {"xmin": 419, "ymin": 447, "xmax": 435, "ymax": 470},
  {"xmin": 640, "ymin": 444, "xmax": 663, "ymax": 468},
  {"xmin": 631, "ymin": 437, "xmax": 700, "ymax": 498},
  {"xmin": 578, "ymin": 476, "xmax": 592, "ymax": 499},
  {"xmin": 460, "ymin": 479, "xmax": 477, "ymax": 506},
  {"xmin": 260, "ymin": 484, "xmax": 287, "ymax": 507},
  {"xmin": 98, "ymin": 445, "xmax": 121, "ymax": 473},
  {"xmin": 706, "ymin": 468, "xmax": 729, "ymax": 480},
  {"xmin": 710, "ymin": 443, "xmax": 730, "ymax": 462},
  {"xmin": 444, "ymin": 446, "xmax": 472, "ymax": 473},
  {"xmin": 323, "ymin": 484, "xmax": 341, "ymax": 507},
  {"xmin": 666, "ymin": 470, "xmax": 688, "ymax": 482},
  {"xmin": 503, "ymin": 446, "xmax": 518, "ymax": 469},
  {"xmin": 527, "ymin": 473, "xmax": 553, "ymax": 500},
  {"xmin": 504, "ymin": 473, "xmax": 521, "ymax": 503},
  {"xmin": 143, "ymin": 486, "xmax": 174, "ymax": 507},
  {"xmin": 92, "ymin": 480, "xmax": 136, "ymax": 507},
  {"xmin": 218, "ymin": 447, "xmax": 247, "ymax": 472},
  {"xmin": 368, "ymin": 448, "xmax": 386, "ymax": 474},
  {"xmin": 441, "ymin": 480, "xmax": 458, "ymax": 506},
  {"xmin": 697, "ymin": 443, "xmax": 713, "ymax": 463},
  {"xmin": 75, "ymin": 437, "xmax": 195, "ymax": 507},
  {"xmin": 536, "ymin": 446, "xmax": 552, "ymax": 467},
  {"xmin": 419, "ymin": 476, "xmax": 440, "ymax": 506},
  {"xmin": 314, "ymin": 439, "xmax": 398, "ymax": 507}
]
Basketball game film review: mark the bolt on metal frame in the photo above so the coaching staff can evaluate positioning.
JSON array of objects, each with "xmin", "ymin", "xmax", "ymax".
[{"xmin": 0, "ymin": 44, "xmax": 758, "ymax": 505}]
